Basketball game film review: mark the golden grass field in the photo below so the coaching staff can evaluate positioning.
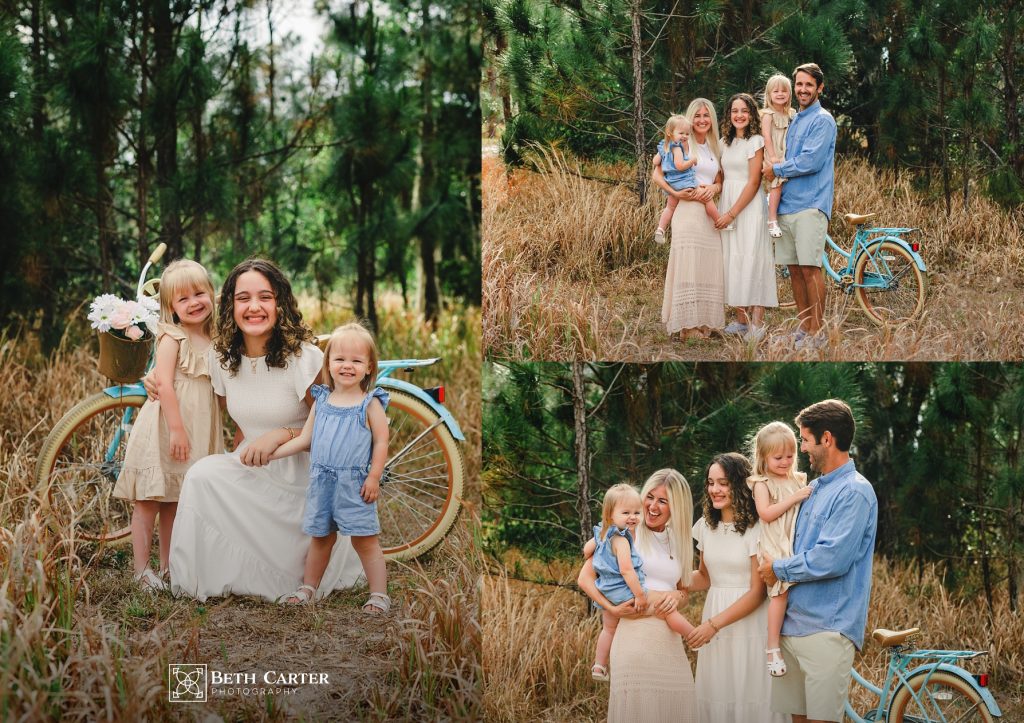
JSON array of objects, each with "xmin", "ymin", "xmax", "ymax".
[
  {"xmin": 0, "ymin": 297, "xmax": 482, "ymax": 720},
  {"xmin": 483, "ymin": 147, "xmax": 1024, "ymax": 361},
  {"xmin": 482, "ymin": 551, "xmax": 1024, "ymax": 722}
]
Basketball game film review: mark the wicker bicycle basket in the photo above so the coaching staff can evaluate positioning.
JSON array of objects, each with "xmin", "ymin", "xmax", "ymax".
[{"xmin": 97, "ymin": 331, "xmax": 150, "ymax": 383}]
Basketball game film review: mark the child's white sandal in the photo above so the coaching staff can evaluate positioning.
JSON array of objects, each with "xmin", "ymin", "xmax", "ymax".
[
  {"xmin": 591, "ymin": 663, "xmax": 610, "ymax": 682},
  {"xmin": 768, "ymin": 220, "xmax": 783, "ymax": 238},
  {"xmin": 766, "ymin": 647, "xmax": 787, "ymax": 677},
  {"xmin": 281, "ymin": 584, "xmax": 316, "ymax": 605},
  {"xmin": 362, "ymin": 592, "xmax": 391, "ymax": 614}
]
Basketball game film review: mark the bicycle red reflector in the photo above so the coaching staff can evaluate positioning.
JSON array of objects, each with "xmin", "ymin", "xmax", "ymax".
[
  {"xmin": 911, "ymin": 241, "xmax": 920, "ymax": 252},
  {"xmin": 974, "ymin": 674, "xmax": 988, "ymax": 687},
  {"xmin": 425, "ymin": 386, "xmax": 445, "ymax": 404}
]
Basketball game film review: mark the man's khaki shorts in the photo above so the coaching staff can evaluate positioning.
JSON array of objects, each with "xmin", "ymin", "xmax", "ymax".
[
  {"xmin": 775, "ymin": 208, "xmax": 828, "ymax": 267},
  {"xmin": 771, "ymin": 631, "xmax": 856, "ymax": 722}
]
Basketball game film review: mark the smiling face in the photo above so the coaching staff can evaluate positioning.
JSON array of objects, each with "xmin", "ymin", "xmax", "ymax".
[
  {"xmin": 706, "ymin": 463, "xmax": 734, "ymax": 519},
  {"xmin": 730, "ymin": 98, "xmax": 751, "ymax": 136},
  {"xmin": 766, "ymin": 443, "xmax": 796, "ymax": 478},
  {"xmin": 170, "ymin": 285, "xmax": 213, "ymax": 328},
  {"xmin": 611, "ymin": 496, "xmax": 643, "ymax": 533},
  {"xmin": 690, "ymin": 104, "xmax": 712, "ymax": 141},
  {"xmin": 232, "ymin": 270, "xmax": 278, "ymax": 342},
  {"xmin": 799, "ymin": 426, "xmax": 828, "ymax": 472},
  {"xmin": 794, "ymin": 70, "xmax": 823, "ymax": 109},
  {"xmin": 643, "ymin": 484, "xmax": 671, "ymax": 531},
  {"xmin": 769, "ymin": 83, "xmax": 791, "ymax": 111},
  {"xmin": 327, "ymin": 333, "xmax": 372, "ymax": 393}
]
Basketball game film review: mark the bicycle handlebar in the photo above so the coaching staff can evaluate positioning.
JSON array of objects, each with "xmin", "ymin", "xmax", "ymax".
[{"xmin": 147, "ymin": 243, "xmax": 167, "ymax": 265}]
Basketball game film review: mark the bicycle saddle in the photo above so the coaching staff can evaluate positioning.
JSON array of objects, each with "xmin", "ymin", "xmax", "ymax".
[
  {"xmin": 844, "ymin": 212, "xmax": 876, "ymax": 225},
  {"xmin": 872, "ymin": 628, "xmax": 920, "ymax": 647}
]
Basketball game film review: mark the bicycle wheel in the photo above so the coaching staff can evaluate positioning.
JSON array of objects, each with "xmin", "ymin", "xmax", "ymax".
[
  {"xmin": 35, "ymin": 391, "xmax": 145, "ymax": 542},
  {"xmin": 379, "ymin": 388, "xmax": 464, "ymax": 561},
  {"xmin": 853, "ymin": 240, "xmax": 926, "ymax": 324},
  {"xmin": 888, "ymin": 670, "xmax": 994, "ymax": 723}
]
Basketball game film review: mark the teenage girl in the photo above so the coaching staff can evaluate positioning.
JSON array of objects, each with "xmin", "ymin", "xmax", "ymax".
[
  {"xmin": 114, "ymin": 259, "xmax": 223, "ymax": 591},
  {"xmin": 747, "ymin": 421, "xmax": 811, "ymax": 676},
  {"xmin": 271, "ymin": 322, "xmax": 391, "ymax": 613}
]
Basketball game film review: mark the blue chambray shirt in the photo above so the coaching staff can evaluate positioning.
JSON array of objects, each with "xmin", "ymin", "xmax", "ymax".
[
  {"xmin": 773, "ymin": 100, "xmax": 837, "ymax": 219},
  {"xmin": 772, "ymin": 459, "xmax": 877, "ymax": 649}
]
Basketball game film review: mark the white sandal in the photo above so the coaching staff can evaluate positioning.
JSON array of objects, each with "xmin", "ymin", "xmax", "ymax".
[
  {"xmin": 591, "ymin": 663, "xmax": 610, "ymax": 682},
  {"xmin": 282, "ymin": 584, "xmax": 316, "ymax": 605},
  {"xmin": 362, "ymin": 592, "xmax": 391, "ymax": 614},
  {"xmin": 133, "ymin": 567, "xmax": 167, "ymax": 592},
  {"xmin": 768, "ymin": 220, "xmax": 783, "ymax": 238},
  {"xmin": 766, "ymin": 647, "xmax": 787, "ymax": 677}
]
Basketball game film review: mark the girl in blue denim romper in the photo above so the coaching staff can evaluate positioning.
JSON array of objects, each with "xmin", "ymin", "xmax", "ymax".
[{"xmin": 270, "ymin": 323, "xmax": 391, "ymax": 612}]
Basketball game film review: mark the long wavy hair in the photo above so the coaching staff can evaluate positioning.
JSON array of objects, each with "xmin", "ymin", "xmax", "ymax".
[
  {"xmin": 634, "ymin": 468, "xmax": 693, "ymax": 588},
  {"xmin": 702, "ymin": 452, "xmax": 758, "ymax": 533},
  {"xmin": 214, "ymin": 258, "xmax": 314, "ymax": 374},
  {"xmin": 721, "ymin": 93, "xmax": 762, "ymax": 146}
]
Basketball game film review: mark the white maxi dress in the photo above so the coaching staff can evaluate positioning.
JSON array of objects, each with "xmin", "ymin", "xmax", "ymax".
[
  {"xmin": 719, "ymin": 135, "xmax": 778, "ymax": 308},
  {"xmin": 169, "ymin": 342, "xmax": 363, "ymax": 602}
]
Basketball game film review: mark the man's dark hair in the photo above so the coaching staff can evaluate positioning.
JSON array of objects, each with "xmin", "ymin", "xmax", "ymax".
[
  {"xmin": 793, "ymin": 62, "xmax": 825, "ymax": 87},
  {"xmin": 796, "ymin": 399, "xmax": 855, "ymax": 451}
]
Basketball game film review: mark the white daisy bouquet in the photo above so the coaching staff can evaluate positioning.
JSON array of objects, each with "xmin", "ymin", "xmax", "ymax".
[{"xmin": 87, "ymin": 294, "xmax": 160, "ymax": 341}]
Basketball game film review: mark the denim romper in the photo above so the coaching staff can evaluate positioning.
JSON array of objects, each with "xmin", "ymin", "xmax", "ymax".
[
  {"xmin": 657, "ymin": 140, "xmax": 698, "ymax": 192},
  {"xmin": 302, "ymin": 384, "xmax": 390, "ymax": 537},
  {"xmin": 592, "ymin": 524, "xmax": 646, "ymax": 605}
]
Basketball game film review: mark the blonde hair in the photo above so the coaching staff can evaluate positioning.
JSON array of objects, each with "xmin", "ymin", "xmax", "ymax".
[
  {"xmin": 598, "ymin": 483, "xmax": 642, "ymax": 541},
  {"xmin": 320, "ymin": 322, "xmax": 379, "ymax": 392},
  {"xmin": 762, "ymin": 74, "xmax": 793, "ymax": 113},
  {"xmin": 159, "ymin": 259, "xmax": 216, "ymax": 337},
  {"xmin": 684, "ymin": 98, "xmax": 721, "ymax": 161},
  {"xmin": 662, "ymin": 114, "xmax": 691, "ymax": 151},
  {"xmin": 750, "ymin": 421, "xmax": 804, "ymax": 487},
  {"xmin": 634, "ymin": 469, "xmax": 693, "ymax": 588}
]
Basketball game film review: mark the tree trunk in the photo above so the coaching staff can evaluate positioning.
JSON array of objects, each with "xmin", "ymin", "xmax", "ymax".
[
  {"xmin": 939, "ymin": 68, "xmax": 950, "ymax": 215},
  {"xmin": 573, "ymin": 361, "xmax": 592, "ymax": 546},
  {"xmin": 153, "ymin": 0, "xmax": 182, "ymax": 258},
  {"xmin": 630, "ymin": 0, "xmax": 646, "ymax": 205},
  {"xmin": 418, "ymin": 0, "xmax": 440, "ymax": 326},
  {"xmin": 135, "ymin": 0, "xmax": 150, "ymax": 263}
]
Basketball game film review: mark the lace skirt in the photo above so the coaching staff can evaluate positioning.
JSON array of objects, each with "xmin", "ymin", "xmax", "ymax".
[
  {"xmin": 608, "ymin": 615, "xmax": 696, "ymax": 722},
  {"xmin": 661, "ymin": 199, "xmax": 725, "ymax": 333}
]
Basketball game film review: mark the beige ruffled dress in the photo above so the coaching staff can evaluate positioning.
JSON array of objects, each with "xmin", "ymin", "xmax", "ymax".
[
  {"xmin": 760, "ymin": 107, "xmax": 796, "ymax": 190},
  {"xmin": 747, "ymin": 471, "xmax": 808, "ymax": 597},
  {"xmin": 113, "ymin": 323, "xmax": 222, "ymax": 502}
]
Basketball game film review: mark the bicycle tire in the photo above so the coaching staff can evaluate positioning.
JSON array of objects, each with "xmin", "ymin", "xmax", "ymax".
[
  {"xmin": 379, "ymin": 388, "xmax": 464, "ymax": 561},
  {"xmin": 888, "ymin": 670, "xmax": 994, "ymax": 723},
  {"xmin": 853, "ymin": 240, "xmax": 926, "ymax": 324},
  {"xmin": 35, "ymin": 391, "xmax": 145, "ymax": 542}
]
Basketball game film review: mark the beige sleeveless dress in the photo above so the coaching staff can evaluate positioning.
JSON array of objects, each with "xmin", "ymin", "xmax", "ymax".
[
  {"xmin": 113, "ymin": 323, "xmax": 222, "ymax": 501},
  {"xmin": 747, "ymin": 471, "xmax": 807, "ymax": 596},
  {"xmin": 760, "ymin": 107, "xmax": 796, "ymax": 190}
]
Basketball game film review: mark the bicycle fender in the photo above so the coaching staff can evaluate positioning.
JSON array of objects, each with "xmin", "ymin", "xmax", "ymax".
[
  {"xmin": 866, "ymin": 236, "xmax": 927, "ymax": 273},
  {"xmin": 378, "ymin": 378, "xmax": 466, "ymax": 442},
  {"xmin": 903, "ymin": 663, "xmax": 1002, "ymax": 717},
  {"xmin": 102, "ymin": 383, "xmax": 147, "ymax": 398}
]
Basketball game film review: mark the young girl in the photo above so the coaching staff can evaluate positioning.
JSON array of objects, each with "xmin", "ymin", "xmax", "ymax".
[
  {"xmin": 760, "ymin": 74, "xmax": 797, "ymax": 238},
  {"xmin": 271, "ymin": 322, "xmax": 390, "ymax": 612},
  {"xmin": 114, "ymin": 259, "xmax": 223, "ymax": 591},
  {"xmin": 585, "ymin": 483, "xmax": 695, "ymax": 682},
  {"xmin": 747, "ymin": 421, "xmax": 811, "ymax": 677},
  {"xmin": 654, "ymin": 114, "xmax": 724, "ymax": 243}
]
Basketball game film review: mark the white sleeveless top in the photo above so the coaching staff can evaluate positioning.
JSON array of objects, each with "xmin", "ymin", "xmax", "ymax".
[{"xmin": 639, "ymin": 530, "xmax": 683, "ymax": 591}]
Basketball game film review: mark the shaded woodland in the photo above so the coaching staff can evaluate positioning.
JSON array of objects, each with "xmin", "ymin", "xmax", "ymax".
[
  {"xmin": 0, "ymin": 0, "xmax": 480, "ymax": 346},
  {"xmin": 483, "ymin": 362, "xmax": 1024, "ymax": 614}
]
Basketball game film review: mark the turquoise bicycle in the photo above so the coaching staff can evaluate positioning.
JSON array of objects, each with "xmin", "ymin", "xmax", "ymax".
[
  {"xmin": 776, "ymin": 212, "xmax": 927, "ymax": 324},
  {"xmin": 845, "ymin": 627, "xmax": 1001, "ymax": 722},
  {"xmin": 35, "ymin": 246, "xmax": 466, "ymax": 561}
]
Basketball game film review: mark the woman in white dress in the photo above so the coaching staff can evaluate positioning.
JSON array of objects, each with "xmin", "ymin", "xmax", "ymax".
[
  {"xmin": 688, "ymin": 452, "xmax": 785, "ymax": 723},
  {"xmin": 577, "ymin": 469, "xmax": 697, "ymax": 723},
  {"xmin": 715, "ymin": 93, "xmax": 778, "ymax": 341},
  {"xmin": 167, "ymin": 259, "xmax": 363, "ymax": 602},
  {"xmin": 652, "ymin": 98, "xmax": 726, "ymax": 342}
]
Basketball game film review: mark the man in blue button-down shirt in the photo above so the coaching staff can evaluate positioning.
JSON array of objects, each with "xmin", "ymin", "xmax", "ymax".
[
  {"xmin": 763, "ymin": 63, "xmax": 837, "ymax": 348},
  {"xmin": 758, "ymin": 399, "xmax": 877, "ymax": 723}
]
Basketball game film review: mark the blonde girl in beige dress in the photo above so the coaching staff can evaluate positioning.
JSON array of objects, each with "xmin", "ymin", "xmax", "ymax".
[
  {"xmin": 114, "ymin": 260, "xmax": 223, "ymax": 591},
  {"xmin": 760, "ymin": 74, "xmax": 797, "ymax": 239},
  {"xmin": 746, "ymin": 421, "xmax": 810, "ymax": 677}
]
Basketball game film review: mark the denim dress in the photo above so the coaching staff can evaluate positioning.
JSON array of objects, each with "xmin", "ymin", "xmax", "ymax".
[
  {"xmin": 658, "ymin": 140, "xmax": 698, "ymax": 191},
  {"xmin": 302, "ymin": 384, "xmax": 390, "ymax": 537},
  {"xmin": 593, "ymin": 524, "xmax": 647, "ymax": 605}
]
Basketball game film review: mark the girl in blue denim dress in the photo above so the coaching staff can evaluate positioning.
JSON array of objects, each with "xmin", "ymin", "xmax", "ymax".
[{"xmin": 270, "ymin": 322, "xmax": 391, "ymax": 612}]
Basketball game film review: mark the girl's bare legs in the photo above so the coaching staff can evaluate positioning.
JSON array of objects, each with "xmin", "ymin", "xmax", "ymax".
[
  {"xmin": 767, "ymin": 589, "xmax": 788, "ymax": 666},
  {"xmin": 768, "ymin": 185, "xmax": 782, "ymax": 223},
  {"xmin": 157, "ymin": 501, "xmax": 177, "ymax": 573},
  {"xmin": 664, "ymin": 610, "xmax": 696, "ymax": 637},
  {"xmin": 352, "ymin": 535, "xmax": 388, "ymax": 610},
  {"xmin": 704, "ymin": 200, "xmax": 721, "ymax": 223},
  {"xmin": 130, "ymin": 500, "xmax": 159, "ymax": 574},
  {"xmin": 657, "ymin": 196, "xmax": 679, "ymax": 239},
  {"xmin": 595, "ymin": 609, "xmax": 618, "ymax": 668},
  {"xmin": 297, "ymin": 532, "xmax": 336, "ymax": 597}
]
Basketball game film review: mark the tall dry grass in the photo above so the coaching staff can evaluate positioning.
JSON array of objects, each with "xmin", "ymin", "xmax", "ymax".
[
  {"xmin": 482, "ymin": 553, "xmax": 1024, "ymax": 721},
  {"xmin": 0, "ymin": 298, "xmax": 481, "ymax": 720},
  {"xmin": 483, "ymin": 148, "xmax": 1024, "ymax": 361}
]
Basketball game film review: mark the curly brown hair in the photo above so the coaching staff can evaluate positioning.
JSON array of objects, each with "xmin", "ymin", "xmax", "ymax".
[
  {"xmin": 702, "ymin": 452, "xmax": 759, "ymax": 533},
  {"xmin": 720, "ymin": 93, "xmax": 762, "ymax": 146},
  {"xmin": 214, "ymin": 258, "xmax": 314, "ymax": 375}
]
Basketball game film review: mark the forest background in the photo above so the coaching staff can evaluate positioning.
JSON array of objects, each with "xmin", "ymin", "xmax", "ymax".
[{"xmin": 482, "ymin": 361, "xmax": 1024, "ymax": 718}]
